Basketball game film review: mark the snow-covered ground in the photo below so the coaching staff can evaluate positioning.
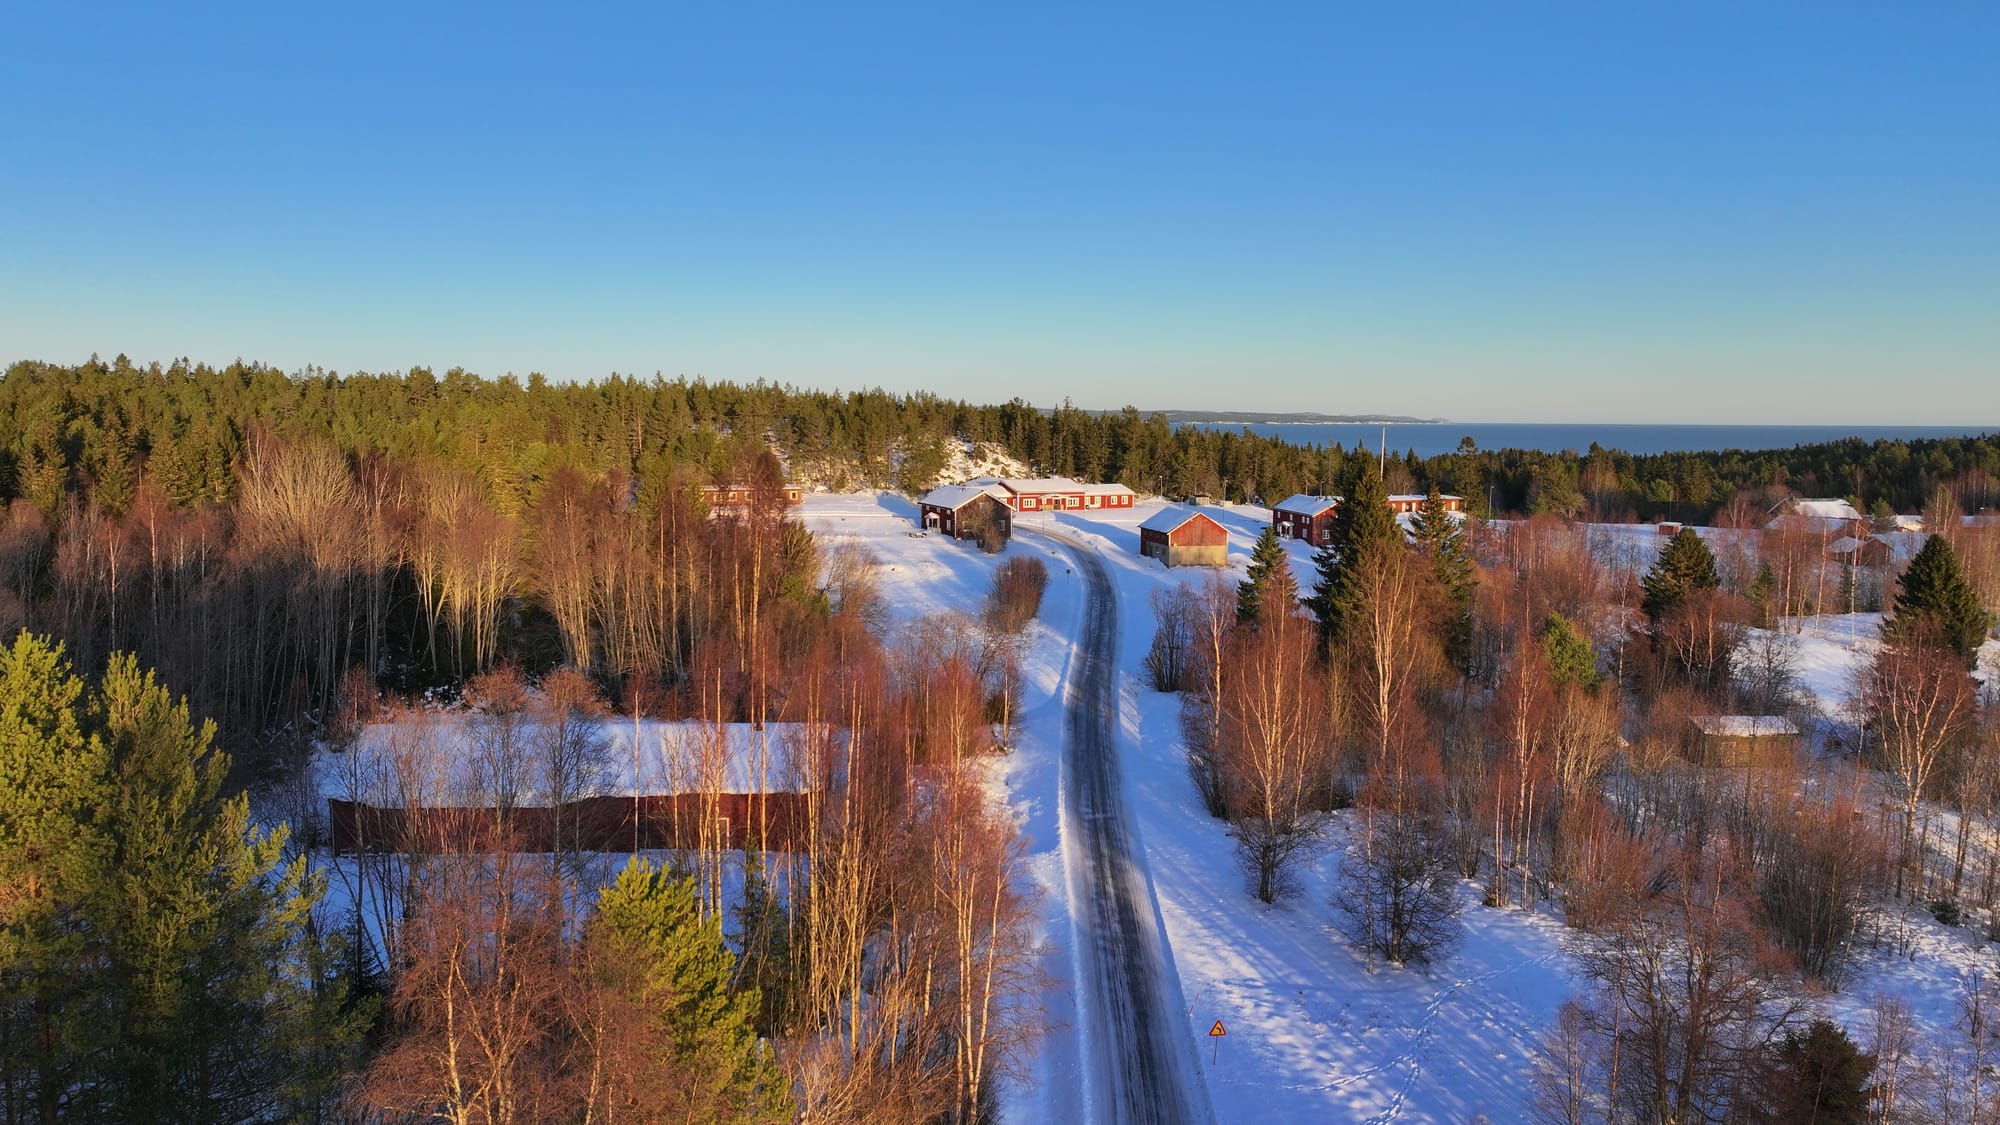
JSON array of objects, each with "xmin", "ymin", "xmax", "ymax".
[
  {"xmin": 313, "ymin": 494, "xmax": 2000, "ymax": 1122},
  {"xmin": 799, "ymin": 494, "xmax": 1588, "ymax": 1122}
]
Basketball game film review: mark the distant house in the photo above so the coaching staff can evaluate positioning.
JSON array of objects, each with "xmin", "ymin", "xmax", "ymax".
[
  {"xmin": 1138, "ymin": 508, "xmax": 1228, "ymax": 567},
  {"xmin": 1827, "ymin": 534, "xmax": 1892, "ymax": 567},
  {"xmin": 1767, "ymin": 498, "xmax": 1865, "ymax": 536},
  {"xmin": 1272, "ymin": 494, "xmax": 1342, "ymax": 544},
  {"xmin": 1657, "ymin": 521, "xmax": 1684, "ymax": 536},
  {"xmin": 964, "ymin": 476, "xmax": 1136, "ymax": 513},
  {"xmin": 702, "ymin": 482, "xmax": 804, "ymax": 509},
  {"xmin": 1888, "ymin": 514, "xmax": 1925, "ymax": 533},
  {"xmin": 917, "ymin": 483, "xmax": 1013, "ymax": 544},
  {"xmin": 1386, "ymin": 493, "xmax": 1464, "ymax": 516},
  {"xmin": 1687, "ymin": 715, "xmax": 1800, "ymax": 768}
]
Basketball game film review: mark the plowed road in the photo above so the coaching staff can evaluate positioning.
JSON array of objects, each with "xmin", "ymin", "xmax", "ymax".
[{"xmin": 1033, "ymin": 526, "xmax": 1215, "ymax": 1125}]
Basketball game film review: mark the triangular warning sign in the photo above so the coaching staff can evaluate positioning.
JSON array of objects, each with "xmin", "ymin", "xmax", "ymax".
[{"xmin": 1208, "ymin": 1021, "xmax": 1226, "ymax": 1037}]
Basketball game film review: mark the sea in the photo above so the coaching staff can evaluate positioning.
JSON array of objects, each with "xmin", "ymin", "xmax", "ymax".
[{"xmin": 1192, "ymin": 422, "xmax": 1999, "ymax": 459}]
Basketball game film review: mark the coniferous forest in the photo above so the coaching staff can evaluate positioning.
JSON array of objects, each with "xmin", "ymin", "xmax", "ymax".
[
  {"xmin": 2, "ymin": 354, "xmax": 1995, "ymax": 762},
  {"xmin": 2, "ymin": 355, "xmax": 2000, "ymax": 1122}
]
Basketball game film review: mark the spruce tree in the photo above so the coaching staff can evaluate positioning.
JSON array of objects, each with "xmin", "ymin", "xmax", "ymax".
[
  {"xmin": 1540, "ymin": 613, "xmax": 1599, "ymax": 690},
  {"xmin": 1411, "ymin": 485, "xmax": 1476, "ymax": 665},
  {"xmin": 1307, "ymin": 459, "xmax": 1399, "ymax": 645},
  {"xmin": 590, "ymin": 858, "xmax": 793, "ymax": 1123},
  {"xmin": 1237, "ymin": 525, "xmax": 1298, "ymax": 627},
  {"xmin": 1752, "ymin": 1019, "xmax": 1874, "ymax": 1125},
  {"xmin": 1886, "ymin": 534, "xmax": 1994, "ymax": 668},
  {"xmin": 1640, "ymin": 527, "xmax": 1720, "ymax": 624}
]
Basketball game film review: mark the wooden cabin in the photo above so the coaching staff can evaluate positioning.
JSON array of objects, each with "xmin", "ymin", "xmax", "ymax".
[
  {"xmin": 1687, "ymin": 715, "xmax": 1801, "ymax": 768},
  {"xmin": 1138, "ymin": 508, "xmax": 1228, "ymax": 567}
]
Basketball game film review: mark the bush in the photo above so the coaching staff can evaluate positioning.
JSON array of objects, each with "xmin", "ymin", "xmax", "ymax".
[
  {"xmin": 984, "ymin": 556, "xmax": 1048, "ymax": 634},
  {"xmin": 1931, "ymin": 899, "xmax": 1964, "ymax": 927}
]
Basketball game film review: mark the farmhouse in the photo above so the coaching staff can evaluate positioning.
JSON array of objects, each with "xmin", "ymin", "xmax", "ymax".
[
  {"xmin": 917, "ymin": 483, "xmax": 1014, "ymax": 543},
  {"xmin": 1271, "ymin": 494, "xmax": 1342, "ymax": 544},
  {"xmin": 964, "ymin": 476, "xmax": 1137, "ymax": 513},
  {"xmin": 1686, "ymin": 715, "xmax": 1801, "ymax": 769},
  {"xmin": 1138, "ymin": 508, "xmax": 1228, "ymax": 567}
]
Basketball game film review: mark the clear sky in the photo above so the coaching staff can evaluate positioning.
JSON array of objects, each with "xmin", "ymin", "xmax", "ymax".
[{"xmin": 4, "ymin": 3, "xmax": 1995, "ymax": 423}]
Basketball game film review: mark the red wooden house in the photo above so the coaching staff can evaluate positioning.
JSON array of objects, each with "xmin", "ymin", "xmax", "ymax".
[
  {"xmin": 917, "ymin": 483, "xmax": 1014, "ymax": 542},
  {"xmin": 972, "ymin": 476, "xmax": 1137, "ymax": 513},
  {"xmin": 1271, "ymin": 494, "xmax": 1341, "ymax": 544}
]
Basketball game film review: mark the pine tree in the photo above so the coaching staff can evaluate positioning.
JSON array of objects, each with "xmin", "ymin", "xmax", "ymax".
[
  {"xmin": 93, "ymin": 652, "xmax": 362, "ymax": 1120},
  {"xmin": 0, "ymin": 638, "xmax": 361, "ymax": 1121},
  {"xmin": 587, "ymin": 858, "xmax": 793, "ymax": 1123},
  {"xmin": 1886, "ymin": 534, "xmax": 1994, "ymax": 668},
  {"xmin": 1640, "ymin": 526, "xmax": 1720, "ymax": 624},
  {"xmin": 1237, "ymin": 525, "xmax": 1298, "ymax": 627},
  {"xmin": 1307, "ymin": 459, "xmax": 1399, "ymax": 645},
  {"xmin": 0, "ymin": 634, "xmax": 110, "ymax": 1121},
  {"xmin": 1411, "ymin": 485, "xmax": 1476, "ymax": 665}
]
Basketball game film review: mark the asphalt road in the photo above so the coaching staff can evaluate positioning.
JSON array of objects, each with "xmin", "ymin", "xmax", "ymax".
[{"xmin": 1032, "ymin": 526, "xmax": 1216, "ymax": 1125}]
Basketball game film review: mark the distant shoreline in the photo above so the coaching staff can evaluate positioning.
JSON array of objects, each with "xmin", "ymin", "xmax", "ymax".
[{"xmin": 1148, "ymin": 410, "xmax": 1446, "ymax": 425}]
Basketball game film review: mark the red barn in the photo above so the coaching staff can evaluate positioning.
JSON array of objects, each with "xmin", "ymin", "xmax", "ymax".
[
  {"xmin": 1272, "ymin": 494, "xmax": 1341, "ymax": 544},
  {"xmin": 326, "ymin": 720, "xmax": 821, "ymax": 856},
  {"xmin": 1138, "ymin": 508, "xmax": 1229, "ymax": 567}
]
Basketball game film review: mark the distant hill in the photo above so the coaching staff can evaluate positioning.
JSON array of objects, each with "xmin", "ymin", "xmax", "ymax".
[{"xmin": 1149, "ymin": 410, "xmax": 1448, "ymax": 425}]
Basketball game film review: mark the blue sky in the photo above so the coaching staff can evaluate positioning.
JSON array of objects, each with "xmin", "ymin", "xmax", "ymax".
[{"xmin": 4, "ymin": 3, "xmax": 1996, "ymax": 423}]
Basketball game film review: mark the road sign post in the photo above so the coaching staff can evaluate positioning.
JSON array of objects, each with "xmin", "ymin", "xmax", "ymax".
[{"xmin": 1208, "ymin": 1020, "xmax": 1226, "ymax": 1065}]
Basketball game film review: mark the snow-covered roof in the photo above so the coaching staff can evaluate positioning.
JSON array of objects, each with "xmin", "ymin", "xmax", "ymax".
[
  {"xmin": 919, "ymin": 482, "xmax": 1007, "ymax": 509},
  {"xmin": 987, "ymin": 476, "xmax": 1134, "ymax": 497},
  {"xmin": 1139, "ymin": 506, "xmax": 1210, "ymax": 534},
  {"xmin": 1827, "ymin": 535, "xmax": 1868, "ymax": 553},
  {"xmin": 1387, "ymin": 493, "xmax": 1463, "ymax": 504},
  {"xmin": 324, "ymin": 718, "xmax": 821, "ymax": 806},
  {"xmin": 1890, "ymin": 515, "xmax": 1925, "ymax": 531},
  {"xmin": 1272, "ymin": 493, "xmax": 1341, "ymax": 517},
  {"xmin": 1690, "ymin": 715, "xmax": 1799, "ymax": 738},
  {"xmin": 1785, "ymin": 498, "xmax": 1864, "ymax": 521}
]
